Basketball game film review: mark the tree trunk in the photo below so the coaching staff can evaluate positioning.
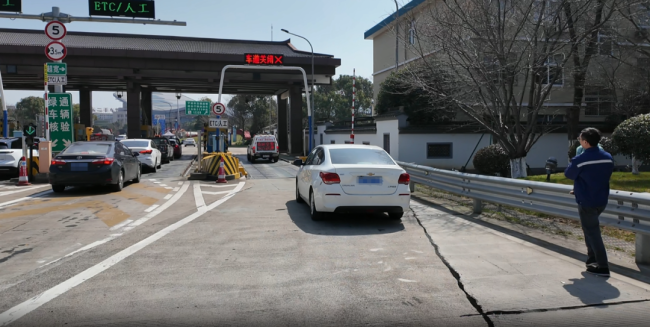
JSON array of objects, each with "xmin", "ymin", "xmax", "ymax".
[
  {"xmin": 632, "ymin": 156, "xmax": 640, "ymax": 175},
  {"xmin": 510, "ymin": 157, "xmax": 528, "ymax": 179}
]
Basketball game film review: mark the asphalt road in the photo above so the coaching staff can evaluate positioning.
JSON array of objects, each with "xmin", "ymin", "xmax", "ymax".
[{"xmin": 0, "ymin": 145, "xmax": 648, "ymax": 326}]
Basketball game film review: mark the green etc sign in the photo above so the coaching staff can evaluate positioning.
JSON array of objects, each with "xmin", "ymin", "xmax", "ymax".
[
  {"xmin": 185, "ymin": 101, "xmax": 210, "ymax": 116},
  {"xmin": 0, "ymin": 0, "xmax": 21, "ymax": 13},
  {"xmin": 48, "ymin": 93, "xmax": 74, "ymax": 152},
  {"xmin": 88, "ymin": 0, "xmax": 155, "ymax": 19}
]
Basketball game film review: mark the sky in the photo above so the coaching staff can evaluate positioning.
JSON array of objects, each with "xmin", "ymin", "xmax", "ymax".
[{"xmin": 2, "ymin": 0, "xmax": 401, "ymax": 110}]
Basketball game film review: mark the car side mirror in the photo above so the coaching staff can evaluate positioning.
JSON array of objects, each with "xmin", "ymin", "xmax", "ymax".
[{"xmin": 292, "ymin": 159, "xmax": 303, "ymax": 166}]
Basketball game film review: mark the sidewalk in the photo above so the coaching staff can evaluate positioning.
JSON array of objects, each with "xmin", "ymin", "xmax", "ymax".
[{"xmin": 409, "ymin": 198, "xmax": 650, "ymax": 325}]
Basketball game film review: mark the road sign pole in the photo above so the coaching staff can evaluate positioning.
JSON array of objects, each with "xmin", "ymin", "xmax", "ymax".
[
  {"xmin": 44, "ymin": 64, "xmax": 49, "ymax": 141},
  {"xmin": 0, "ymin": 68, "xmax": 7, "ymax": 138},
  {"xmin": 52, "ymin": 7, "xmax": 63, "ymax": 94},
  {"xmin": 29, "ymin": 143, "xmax": 34, "ymax": 182}
]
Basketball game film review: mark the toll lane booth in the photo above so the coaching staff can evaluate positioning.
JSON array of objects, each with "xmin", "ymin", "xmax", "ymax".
[{"xmin": 206, "ymin": 127, "xmax": 229, "ymax": 153}]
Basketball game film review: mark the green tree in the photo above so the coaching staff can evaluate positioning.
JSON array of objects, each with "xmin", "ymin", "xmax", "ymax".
[
  {"xmin": 302, "ymin": 75, "xmax": 373, "ymax": 125},
  {"xmin": 376, "ymin": 67, "xmax": 456, "ymax": 124},
  {"xmin": 228, "ymin": 95, "xmax": 254, "ymax": 131},
  {"xmin": 611, "ymin": 113, "xmax": 650, "ymax": 175},
  {"xmin": 15, "ymin": 96, "xmax": 44, "ymax": 127}
]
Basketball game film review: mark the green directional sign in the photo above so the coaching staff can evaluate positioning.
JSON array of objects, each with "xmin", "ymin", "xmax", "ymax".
[
  {"xmin": 47, "ymin": 93, "xmax": 74, "ymax": 152},
  {"xmin": 185, "ymin": 101, "xmax": 210, "ymax": 116},
  {"xmin": 46, "ymin": 62, "xmax": 67, "ymax": 76},
  {"xmin": 0, "ymin": 0, "xmax": 21, "ymax": 13}
]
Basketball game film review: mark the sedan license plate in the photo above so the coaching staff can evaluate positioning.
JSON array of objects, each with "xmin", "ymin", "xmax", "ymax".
[
  {"xmin": 70, "ymin": 163, "xmax": 88, "ymax": 172},
  {"xmin": 358, "ymin": 176, "xmax": 382, "ymax": 185},
  {"xmin": 263, "ymin": 155, "xmax": 270, "ymax": 158}
]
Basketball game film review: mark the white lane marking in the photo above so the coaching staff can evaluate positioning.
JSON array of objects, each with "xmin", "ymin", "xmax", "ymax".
[
  {"xmin": 148, "ymin": 179, "xmax": 157, "ymax": 181},
  {"xmin": 177, "ymin": 182, "xmax": 183, "ymax": 186},
  {"xmin": 193, "ymin": 182, "xmax": 205, "ymax": 209},
  {"xmin": 124, "ymin": 182, "xmax": 190, "ymax": 228},
  {"xmin": 0, "ymin": 190, "xmax": 53, "ymax": 209},
  {"xmin": 200, "ymin": 184, "xmax": 237, "ymax": 188},
  {"xmin": 398, "ymin": 278, "xmax": 417, "ymax": 283},
  {"xmin": 163, "ymin": 194, "xmax": 172, "ymax": 200},
  {"xmin": 0, "ymin": 181, "xmax": 244, "ymax": 326},
  {"xmin": 109, "ymin": 219, "xmax": 133, "ymax": 231},
  {"xmin": 0, "ymin": 185, "xmax": 49, "ymax": 197},
  {"xmin": 160, "ymin": 184, "xmax": 168, "ymax": 187},
  {"xmin": 144, "ymin": 205, "xmax": 159, "ymax": 213},
  {"xmin": 164, "ymin": 187, "xmax": 173, "ymax": 190},
  {"xmin": 153, "ymin": 181, "xmax": 160, "ymax": 184},
  {"xmin": 202, "ymin": 190, "xmax": 231, "ymax": 195},
  {"xmin": 370, "ymin": 248, "xmax": 383, "ymax": 252},
  {"xmin": 172, "ymin": 187, "xmax": 180, "ymax": 192},
  {"xmin": 35, "ymin": 183, "xmax": 190, "ymax": 269}
]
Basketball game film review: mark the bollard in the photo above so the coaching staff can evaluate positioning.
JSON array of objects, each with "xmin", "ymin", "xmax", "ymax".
[
  {"xmin": 636, "ymin": 233, "xmax": 650, "ymax": 265},
  {"xmin": 472, "ymin": 198, "xmax": 482, "ymax": 214}
]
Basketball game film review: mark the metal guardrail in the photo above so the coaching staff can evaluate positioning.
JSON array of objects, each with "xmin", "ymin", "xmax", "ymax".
[{"xmin": 397, "ymin": 161, "xmax": 650, "ymax": 264}]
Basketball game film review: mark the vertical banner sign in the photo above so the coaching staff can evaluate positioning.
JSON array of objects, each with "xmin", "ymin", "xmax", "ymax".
[{"xmin": 48, "ymin": 93, "xmax": 74, "ymax": 152}]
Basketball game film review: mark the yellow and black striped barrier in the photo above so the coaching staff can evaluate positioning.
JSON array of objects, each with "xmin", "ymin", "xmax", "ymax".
[{"xmin": 198, "ymin": 152, "xmax": 244, "ymax": 180}]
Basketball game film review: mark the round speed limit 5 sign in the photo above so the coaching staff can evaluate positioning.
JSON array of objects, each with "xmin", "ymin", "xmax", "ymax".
[{"xmin": 45, "ymin": 21, "xmax": 67, "ymax": 41}]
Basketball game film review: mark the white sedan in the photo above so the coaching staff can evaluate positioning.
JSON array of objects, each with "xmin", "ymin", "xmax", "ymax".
[
  {"xmin": 120, "ymin": 139, "xmax": 162, "ymax": 173},
  {"xmin": 293, "ymin": 144, "xmax": 411, "ymax": 221}
]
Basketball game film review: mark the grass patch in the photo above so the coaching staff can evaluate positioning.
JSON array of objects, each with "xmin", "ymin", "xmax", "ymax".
[{"xmin": 524, "ymin": 172, "xmax": 650, "ymax": 193}]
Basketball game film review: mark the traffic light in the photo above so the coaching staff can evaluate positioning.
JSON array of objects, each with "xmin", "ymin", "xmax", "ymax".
[{"xmin": 23, "ymin": 123, "xmax": 37, "ymax": 147}]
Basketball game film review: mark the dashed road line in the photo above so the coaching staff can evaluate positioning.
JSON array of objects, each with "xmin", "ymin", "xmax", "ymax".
[
  {"xmin": 163, "ymin": 194, "xmax": 172, "ymax": 200},
  {"xmin": 172, "ymin": 187, "xmax": 180, "ymax": 192},
  {"xmin": 144, "ymin": 204, "xmax": 160, "ymax": 213},
  {"xmin": 0, "ymin": 182, "xmax": 244, "ymax": 326},
  {"xmin": 202, "ymin": 190, "xmax": 231, "ymax": 195}
]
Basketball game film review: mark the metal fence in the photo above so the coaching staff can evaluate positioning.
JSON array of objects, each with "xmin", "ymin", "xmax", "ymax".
[{"xmin": 397, "ymin": 161, "xmax": 650, "ymax": 264}]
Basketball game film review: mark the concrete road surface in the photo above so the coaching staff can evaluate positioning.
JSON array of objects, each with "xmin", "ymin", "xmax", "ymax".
[{"xmin": 0, "ymin": 148, "xmax": 649, "ymax": 326}]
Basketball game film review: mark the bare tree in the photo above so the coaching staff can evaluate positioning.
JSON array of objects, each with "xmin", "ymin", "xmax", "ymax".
[{"xmin": 399, "ymin": 0, "xmax": 598, "ymax": 178}]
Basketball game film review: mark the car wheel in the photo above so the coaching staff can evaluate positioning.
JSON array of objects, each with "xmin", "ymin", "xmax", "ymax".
[
  {"xmin": 310, "ymin": 190, "xmax": 324, "ymax": 221},
  {"xmin": 134, "ymin": 165, "xmax": 141, "ymax": 183},
  {"xmin": 52, "ymin": 185, "xmax": 65, "ymax": 193},
  {"xmin": 112, "ymin": 170, "xmax": 124, "ymax": 192},
  {"xmin": 388, "ymin": 212, "xmax": 403, "ymax": 220},
  {"xmin": 250, "ymin": 156, "xmax": 256, "ymax": 163},
  {"xmin": 152, "ymin": 160, "xmax": 158, "ymax": 173},
  {"xmin": 296, "ymin": 181, "xmax": 304, "ymax": 203}
]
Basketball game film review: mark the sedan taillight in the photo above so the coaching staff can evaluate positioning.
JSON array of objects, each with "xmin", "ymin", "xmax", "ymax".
[
  {"xmin": 92, "ymin": 158, "xmax": 115, "ymax": 165},
  {"xmin": 140, "ymin": 149, "xmax": 153, "ymax": 154},
  {"xmin": 398, "ymin": 173, "xmax": 411, "ymax": 185},
  {"xmin": 51, "ymin": 159, "xmax": 66, "ymax": 165},
  {"xmin": 252, "ymin": 146, "xmax": 256, "ymax": 153},
  {"xmin": 320, "ymin": 172, "xmax": 341, "ymax": 185}
]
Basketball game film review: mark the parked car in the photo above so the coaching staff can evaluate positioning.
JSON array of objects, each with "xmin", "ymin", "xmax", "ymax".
[
  {"xmin": 151, "ymin": 137, "xmax": 174, "ymax": 163},
  {"xmin": 120, "ymin": 139, "xmax": 162, "ymax": 172},
  {"xmin": 293, "ymin": 145, "xmax": 411, "ymax": 221},
  {"xmin": 168, "ymin": 138, "xmax": 182, "ymax": 159},
  {"xmin": 247, "ymin": 134, "xmax": 279, "ymax": 163},
  {"xmin": 0, "ymin": 137, "xmax": 43, "ymax": 177},
  {"xmin": 183, "ymin": 138, "xmax": 196, "ymax": 147},
  {"xmin": 49, "ymin": 141, "xmax": 141, "ymax": 193}
]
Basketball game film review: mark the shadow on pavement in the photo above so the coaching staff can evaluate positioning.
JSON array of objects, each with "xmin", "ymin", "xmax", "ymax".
[
  {"xmin": 286, "ymin": 200, "xmax": 405, "ymax": 236},
  {"xmin": 563, "ymin": 272, "xmax": 621, "ymax": 305},
  {"xmin": 45, "ymin": 182, "xmax": 139, "ymax": 198},
  {"xmin": 412, "ymin": 195, "xmax": 650, "ymax": 285}
]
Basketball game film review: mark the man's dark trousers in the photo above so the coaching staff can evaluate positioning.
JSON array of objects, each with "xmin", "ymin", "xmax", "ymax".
[{"xmin": 579, "ymin": 205, "xmax": 608, "ymax": 268}]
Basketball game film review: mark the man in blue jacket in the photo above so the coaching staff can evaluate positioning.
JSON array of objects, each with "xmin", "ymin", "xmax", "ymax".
[{"xmin": 565, "ymin": 127, "xmax": 614, "ymax": 277}]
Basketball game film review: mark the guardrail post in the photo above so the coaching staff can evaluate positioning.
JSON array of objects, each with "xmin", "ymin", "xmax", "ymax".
[
  {"xmin": 636, "ymin": 233, "xmax": 650, "ymax": 265},
  {"xmin": 472, "ymin": 198, "xmax": 482, "ymax": 214},
  {"xmin": 409, "ymin": 180, "xmax": 415, "ymax": 193}
]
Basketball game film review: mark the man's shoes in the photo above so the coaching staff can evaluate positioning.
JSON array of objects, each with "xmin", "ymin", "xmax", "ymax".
[
  {"xmin": 586, "ymin": 257, "xmax": 597, "ymax": 268},
  {"xmin": 586, "ymin": 265, "xmax": 610, "ymax": 277}
]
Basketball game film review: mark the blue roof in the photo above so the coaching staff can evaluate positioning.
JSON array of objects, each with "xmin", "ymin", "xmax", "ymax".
[{"xmin": 364, "ymin": 0, "xmax": 427, "ymax": 39}]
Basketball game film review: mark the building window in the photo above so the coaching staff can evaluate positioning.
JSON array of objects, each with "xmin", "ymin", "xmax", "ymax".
[
  {"xmin": 427, "ymin": 143, "xmax": 453, "ymax": 159},
  {"xmin": 330, "ymin": 140, "xmax": 335, "ymax": 144},
  {"xmin": 584, "ymin": 87, "xmax": 614, "ymax": 116},
  {"xmin": 344, "ymin": 140, "xmax": 353, "ymax": 144},
  {"xmin": 408, "ymin": 20, "xmax": 416, "ymax": 45},
  {"xmin": 542, "ymin": 54, "xmax": 564, "ymax": 86},
  {"xmin": 320, "ymin": 133, "xmax": 323, "ymax": 145},
  {"xmin": 363, "ymin": 141, "xmax": 370, "ymax": 145},
  {"xmin": 383, "ymin": 134, "xmax": 390, "ymax": 154},
  {"xmin": 597, "ymin": 29, "xmax": 617, "ymax": 56}
]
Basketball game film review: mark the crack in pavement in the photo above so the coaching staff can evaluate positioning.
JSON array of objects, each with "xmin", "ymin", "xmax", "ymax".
[
  {"xmin": 460, "ymin": 298, "xmax": 650, "ymax": 317},
  {"xmin": 410, "ymin": 208, "xmax": 494, "ymax": 327}
]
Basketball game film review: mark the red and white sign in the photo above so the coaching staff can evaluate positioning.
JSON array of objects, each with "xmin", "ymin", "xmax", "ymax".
[
  {"xmin": 45, "ymin": 21, "xmax": 67, "ymax": 40},
  {"xmin": 45, "ymin": 41, "xmax": 67, "ymax": 61},
  {"xmin": 212, "ymin": 102, "xmax": 226, "ymax": 115}
]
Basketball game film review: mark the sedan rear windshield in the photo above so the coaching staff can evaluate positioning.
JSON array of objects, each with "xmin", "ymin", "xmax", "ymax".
[
  {"xmin": 152, "ymin": 138, "xmax": 169, "ymax": 145},
  {"xmin": 121, "ymin": 140, "xmax": 150, "ymax": 148},
  {"xmin": 61, "ymin": 143, "xmax": 111, "ymax": 155},
  {"xmin": 329, "ymin": 148, "xmax": 395, "ymax": 165}
]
